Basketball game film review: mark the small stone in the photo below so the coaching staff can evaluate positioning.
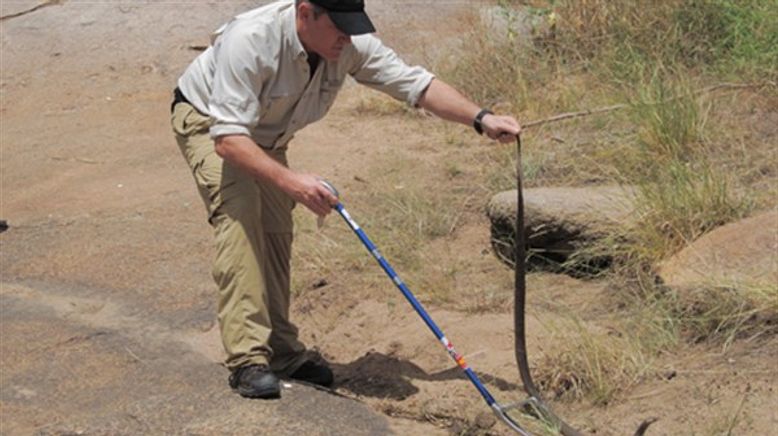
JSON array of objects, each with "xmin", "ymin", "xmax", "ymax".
[{"xmin": 474, "ymin": 411, "xmax": 496, "ymax": 429}]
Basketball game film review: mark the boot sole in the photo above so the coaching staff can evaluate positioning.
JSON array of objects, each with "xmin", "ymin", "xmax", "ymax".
[{"xmin": 236, "ymin": 385, "xmax": 281, "ymax": 399}]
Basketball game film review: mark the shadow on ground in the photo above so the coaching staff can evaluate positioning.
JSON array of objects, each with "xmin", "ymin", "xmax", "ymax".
[{"xmin": 333, "ymin": 351, "xmax": 520, "ymax": 400}]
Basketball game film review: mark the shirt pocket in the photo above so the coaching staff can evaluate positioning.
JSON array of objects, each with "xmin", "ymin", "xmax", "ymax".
[
  {"xmin": 262, "ymin": 92, "xmax": 302, "ymax": 126},
  {"xmin": 316, "ymin": 79, "xmax": 343, "ymax": 118}
]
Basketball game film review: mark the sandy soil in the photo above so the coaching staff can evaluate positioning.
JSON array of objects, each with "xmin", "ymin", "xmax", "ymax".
[{"xmin": 2, "ymin": 1, "xmax": 776, "ymax": 435}]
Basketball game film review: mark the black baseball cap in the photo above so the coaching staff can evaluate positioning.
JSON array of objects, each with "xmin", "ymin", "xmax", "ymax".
[{"xmin": 308, "ymin": 0, "xmax": 376, "ymax": 35}]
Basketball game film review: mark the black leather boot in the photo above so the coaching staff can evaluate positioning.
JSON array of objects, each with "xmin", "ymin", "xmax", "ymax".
[{"xmin": 228, "ymin": 364, "xmax": 281, "ymax": 399}]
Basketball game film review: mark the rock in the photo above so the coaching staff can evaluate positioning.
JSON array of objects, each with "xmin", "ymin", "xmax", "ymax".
[
  {"xmin": 182, "ymin": 321, "xmax": 225, "ymax": 364},
  {"xmin": 486, "ymin": 186, "xmax": 635, "ymax": 272},
  {"xmin": 474, "ymin": 410, "xmax": 497, "ymax": 429},
  {"xmin": 658, "ymin": 210, "xmax": 778, "ymax": 290}
]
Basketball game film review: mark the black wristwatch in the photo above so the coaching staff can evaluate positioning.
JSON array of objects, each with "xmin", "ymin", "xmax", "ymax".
[{"xmin": 473, "ymin": 108, "xmax": 493, "ymax": 135}]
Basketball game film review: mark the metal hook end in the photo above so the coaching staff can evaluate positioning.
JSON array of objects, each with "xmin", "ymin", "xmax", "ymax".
[
  {"xmin": 318, "ymin": 179, "xmax": 340, "ymax": 199},
  {"xmin": 492, "ymin": 403, "xmax": 532, "ymax": 436}
]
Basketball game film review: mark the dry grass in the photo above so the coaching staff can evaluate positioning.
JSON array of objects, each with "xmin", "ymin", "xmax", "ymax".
[
  {"xmin": 352, "ymin": 88, "xmax": 416, "ymax": 117},
  {"xmin": 533, "ymin": 294, "xmax": 678, "ymax": 406},
  {"xmin": 435, "ymin": 0, "xmax": 777, "ymax": 406},
  {"xmin": 674, "ymin": 282, "xmax": 778, "ymax": 348},
  {"xmin": 704, "ymin": 389, "xmax": 751, "ymax": 436},
  {"xmin": 291, "ymin": 0, "xmax": 777, "ymax": 410},
  {"xmin": 290, "ymin": 150, "xmax": 473, "ymax": 303}
]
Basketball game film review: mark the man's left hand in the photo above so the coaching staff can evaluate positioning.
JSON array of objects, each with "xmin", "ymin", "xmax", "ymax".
[{"xmin": 482, "ymin": 114, "xmax": 521, "ymax": 143}]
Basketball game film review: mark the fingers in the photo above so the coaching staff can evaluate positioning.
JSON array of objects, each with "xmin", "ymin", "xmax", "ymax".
[
  {"xmin": 316, "ymin": 180, "xmax": 340, "ymax": 205},
  {"xmin": 315, "ymin": 183, "xmax": 339, "ymax": 208},
  {"xmin": 488, "ymin": 127, "xmax": 520, "ymax": 142},
  {"xmin": 301, "ymin": 177, "xmax": 339, "ymax": 217},
  {"xmin": 483, "ymin": 114, "xmax": 521, "ymax": 142},
  {"xmin": 309, "ymin": 186, "xmax": 335, "ymax": 216},
  {"xmin": 496, "ymin": 132, "xmax": 516, "ymax": 143}
]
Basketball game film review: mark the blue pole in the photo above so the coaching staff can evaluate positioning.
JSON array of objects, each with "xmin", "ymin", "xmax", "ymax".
[{"xmin": 332, "ymin": 202, "xmax": 497, "ymax": 406}]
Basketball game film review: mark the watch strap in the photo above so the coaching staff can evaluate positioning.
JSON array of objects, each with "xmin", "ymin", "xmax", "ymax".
[{"xmin": 473, "ymin": 108, "xmax": 493, "ymax": 135}]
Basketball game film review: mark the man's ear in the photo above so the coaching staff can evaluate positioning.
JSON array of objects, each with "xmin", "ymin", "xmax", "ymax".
[{"xmin": 297, "ymin": 2, "xmax": 311, "ymax": 21}]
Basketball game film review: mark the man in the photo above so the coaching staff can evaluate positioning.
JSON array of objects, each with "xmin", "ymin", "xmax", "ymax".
[{"xmin": 171, "ymin": 0, "xmax": 520, "ymax": 400}]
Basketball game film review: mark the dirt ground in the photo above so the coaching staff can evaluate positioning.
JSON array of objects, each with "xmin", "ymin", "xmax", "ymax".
[{"xmin": 1, "ymin": 1, "xmax": 776, "ymax": 435}]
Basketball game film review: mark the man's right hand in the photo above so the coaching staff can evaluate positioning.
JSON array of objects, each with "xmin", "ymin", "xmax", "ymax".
[
  {"xmin": 286, "ymin": 173, "xmax": 338, "ymax": 217},
  {"xmin": 214, "ymin": 135, "xmax": 338, "ymax": 218}
]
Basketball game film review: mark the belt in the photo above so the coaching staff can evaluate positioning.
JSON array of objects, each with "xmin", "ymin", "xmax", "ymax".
[{"xmin": 171, "ymin": 87, "xmax": 191, "ymax": 113}]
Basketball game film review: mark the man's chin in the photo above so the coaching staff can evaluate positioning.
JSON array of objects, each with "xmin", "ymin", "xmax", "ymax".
[{"xmin": 324, "ymin": 50, "xmax": 343, "ymax": 61}]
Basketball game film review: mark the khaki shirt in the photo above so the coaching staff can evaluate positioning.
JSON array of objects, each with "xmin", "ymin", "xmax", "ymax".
[{"xmin": 178, "ymin": 0, "xmax": 435, "ymax": 149}]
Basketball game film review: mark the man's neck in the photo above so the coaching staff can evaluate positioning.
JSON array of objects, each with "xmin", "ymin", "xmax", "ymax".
[{"xmin": 306, "ymin": 51, "xmax": 320, "ymax": 78}]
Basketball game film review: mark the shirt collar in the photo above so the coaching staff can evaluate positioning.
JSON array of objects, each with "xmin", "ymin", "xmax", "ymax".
[{"xmin": 281, "ymin": 3, "xmax": 307, "ymax": 59}]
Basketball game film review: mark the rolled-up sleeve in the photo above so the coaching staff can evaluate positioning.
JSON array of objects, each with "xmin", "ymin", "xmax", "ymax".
[
  {"xmin": 208, "ymin": 23, "xmax": 273, "ymax": 139},
  {"xmin": 349, "ymin": 35, "xmax": 435, "ymax": 107}
]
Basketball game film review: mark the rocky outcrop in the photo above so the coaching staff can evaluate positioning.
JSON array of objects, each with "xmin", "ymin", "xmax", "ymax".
[
  {"xmin": 658, "ymin": 210, "xmax": 778, "ymax": 290},
  {"xmin": 486, "ymin": 186, "xmax": 635, "ymax": 272}
]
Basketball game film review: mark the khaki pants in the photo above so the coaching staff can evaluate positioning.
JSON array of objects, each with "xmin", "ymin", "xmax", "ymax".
[{"xmin": 171, "ymin": 102, "xmax": 306, "ymax": 374}]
